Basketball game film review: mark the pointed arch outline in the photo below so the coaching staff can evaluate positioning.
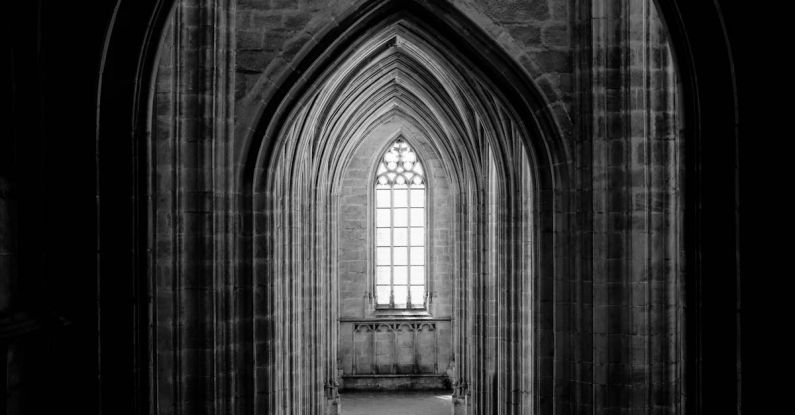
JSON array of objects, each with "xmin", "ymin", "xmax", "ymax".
[
  {"xmin": 240, "ymin": 1, "xmax": 572, "ymax": 413},
  {"xmin": 91, "ymin": 0, "xmax": 742, "ymax": 411},
  {"xmin": 239, "ymin": 0, "xmax": 574, "ymax": 192}
]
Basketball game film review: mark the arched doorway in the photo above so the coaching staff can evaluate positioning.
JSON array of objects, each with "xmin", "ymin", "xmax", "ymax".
[
  {"xmin": 95, "ymin": 0, "xmax": 748, "ymax": 412},
  {"xmin": 242, "ymin": 9, "xmax": 562, "ymax": 413}
]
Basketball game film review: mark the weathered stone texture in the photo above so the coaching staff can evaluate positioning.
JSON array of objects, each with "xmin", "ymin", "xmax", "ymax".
[
  {"xmin": 565, "ymin": 0, "xmax": 683, "ymax": 413},
  {"xmin": 149, "ymin": 0, "xmax": 682, "ymax": 414},
  {"xmin": 233, "ymin": 0, "xmax": 575, "ymax": 138},
  {"xmin": 151, "ymin": 0, "xmax": 239, "ymax": 413},
  {"xmin": 336, "ymin": 118, "xmax": 454, "ymax": 388}
]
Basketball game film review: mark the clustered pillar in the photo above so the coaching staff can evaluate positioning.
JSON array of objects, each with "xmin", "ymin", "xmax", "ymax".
[
  {"xmin": 151, "ymin": 0, "xmax": 238, "ymax": 413},
  {"xmin": 566, "ymin": 0, "xmax": 683, "ymax": 412}
]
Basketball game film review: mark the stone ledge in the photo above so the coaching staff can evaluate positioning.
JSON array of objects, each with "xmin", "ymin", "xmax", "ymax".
[{"xmin": 341, "ymin": 374, "xmax": 452, "ymax": 391}]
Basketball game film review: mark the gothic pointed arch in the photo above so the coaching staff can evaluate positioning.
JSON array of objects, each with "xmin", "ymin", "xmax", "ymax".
[
  {"xmin": 242, "ymin": 3, "xmax": 568, "ymax": 413},
  {"xmin": 132, "ymin": 0, "xmax": 700, "ymax": 414}
]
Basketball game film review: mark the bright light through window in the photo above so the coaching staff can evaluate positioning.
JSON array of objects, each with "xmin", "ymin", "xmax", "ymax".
[{"xmin": 375, "ymin": 140, "xmax": 426, "ymax": 309}]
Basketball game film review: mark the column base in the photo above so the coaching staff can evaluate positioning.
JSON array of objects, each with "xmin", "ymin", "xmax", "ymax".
[
  {"xmin": 326, "ymin": 396, "xmax": 340, "ymax": 415},
  {"xmin": 452, "ymin": 393, "xmax": 469, "ymax": 415},
  {"xmin": 325, "ymin": 383, "xmax": 340, "ymax": 415}
]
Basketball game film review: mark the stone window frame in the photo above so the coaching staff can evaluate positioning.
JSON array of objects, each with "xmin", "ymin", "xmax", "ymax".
[{"xmin": 367, "ymin": 133, "xmax": 434, "ymax": 316}]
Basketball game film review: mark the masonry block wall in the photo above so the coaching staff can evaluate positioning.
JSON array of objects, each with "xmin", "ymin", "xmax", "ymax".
[
  {"xmin": 336, "ymin": 119, "xmax": 454, "ymax": 389},
  {"xmin": 151, "ymin": 1, "xmax": 238, "ymax": 413},
  {"xmin": 149, "ymin": 0, "xmax": 682, "ymax": 414},
  {"xmin": 571, "ymin": 1, "xmax": 682, "ymax": 412},
  {"xmin": 233, "ymin": 0, "xmax": 575, "ymax": 138}
]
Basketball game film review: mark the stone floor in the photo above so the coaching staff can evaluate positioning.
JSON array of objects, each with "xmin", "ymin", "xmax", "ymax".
[{"xmin": 339, "ymin": 391, "xmax": 453, "ymax": 415}]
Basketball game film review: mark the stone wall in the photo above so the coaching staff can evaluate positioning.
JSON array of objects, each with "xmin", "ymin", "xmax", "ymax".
[
  {"xmin": 148, "ymin": 0, "xmax": 683, "ymax": 414},
  {"xmin": 566, "ymin": 1, "xmax": 683, "ymax": 412},
  {"xmin": 151, "ymin": 1, "xmax": 238, "ymax": 413},
  {"xmin": 335, "ymin": 117, "xmax": 454, "ymax": 389},
  {"xmin": 233, "ymin": 0, "xmax": 575, "ymax": 140},
  {"xmin": 0, "ymin": 0, "xmax": 755, "ymax": 412}
]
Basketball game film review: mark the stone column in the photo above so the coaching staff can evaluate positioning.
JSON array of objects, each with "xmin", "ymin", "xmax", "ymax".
[
  {"xmin": 452, "ymin": 389, "xmax": 470, "ymax": 415},
  {"xmin": 151, "ymin": 0, "xmax": 237, "ymax": 413},
  {"xmin": 586, "ymin": 0, "xmax": 682, "ymax": 412}
]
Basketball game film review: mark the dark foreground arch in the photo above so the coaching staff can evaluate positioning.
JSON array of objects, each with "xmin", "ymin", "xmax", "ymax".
[{"xmin": 93, "ymin": 0, "xmax": 740, "ymax": 414}]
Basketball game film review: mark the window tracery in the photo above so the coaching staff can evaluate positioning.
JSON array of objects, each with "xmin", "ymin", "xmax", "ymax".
[{"xmin": 374, "ymin": 139, "xmax": 426, "ymax": 309}]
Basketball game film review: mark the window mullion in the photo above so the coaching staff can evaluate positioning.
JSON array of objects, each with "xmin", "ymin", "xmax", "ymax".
[
  {"xmin": 390, "ymin": 184, "xmax": 394, "ymax": 308},
  {"xmin": 374, "ymin": 141, "xmax": 425, "ymax": 310},
  {"xmin": 406, "ymin": 185, "xmax": 412, "ymax": 308},
  {"xmin": 422, "ymin": 190, "xmax": 426, "ymax": 308}
]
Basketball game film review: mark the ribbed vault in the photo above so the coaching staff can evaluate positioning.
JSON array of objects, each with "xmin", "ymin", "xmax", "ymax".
[{"xmin": 249, "ymin": 15, "xmax": 563, "ymax": 415}]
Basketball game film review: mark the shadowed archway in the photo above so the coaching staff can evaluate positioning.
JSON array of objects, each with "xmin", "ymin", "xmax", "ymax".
[
  {"xmin": 89, "ymin": 0, "xmax": 740, "ymax": 414},
  {"xmin": 241, "ymin": 6, "xmax": 568, "ymax": 412}
]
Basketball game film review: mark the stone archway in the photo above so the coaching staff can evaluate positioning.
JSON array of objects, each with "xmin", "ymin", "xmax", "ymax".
[
  {"xmin": 90, "ymin": 0, "xmax": 744, "ymax": 407},
  {"xmin": 243, "ymin": 9, "xmax": 566, "ymax": 413}
]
